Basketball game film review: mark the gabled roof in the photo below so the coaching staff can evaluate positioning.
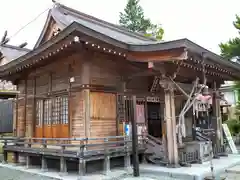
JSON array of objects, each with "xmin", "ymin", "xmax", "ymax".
[
  {"xmin": 0, "ymin": 44, "xmax": 30, "ymax": 65},
  {"xmin": 34, "ymin": 2, "xmax": 156, "ymax": 48},
  {"xmin": 1, "ymin": 2, "xmax": 240, "ymax": 81}
]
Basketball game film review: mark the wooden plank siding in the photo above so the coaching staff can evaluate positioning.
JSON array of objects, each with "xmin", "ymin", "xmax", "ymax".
[
  {"xmin": 16, "ymin": 80, "xmax": 25, "ymax": 137},
  {"xmin": 90, "ymin": 92, "xmax": 117, "ymax": 138},
  {"xmin": 71, "ymin": 91, "xmax": 85, "ymax": 138},
  {"xmin": 13, "ymin": 49, "xmax": 154, "ymax": 143},
  {"xmin": 26, "ymin": 78, "xmax": 34, "ymax": 137}
]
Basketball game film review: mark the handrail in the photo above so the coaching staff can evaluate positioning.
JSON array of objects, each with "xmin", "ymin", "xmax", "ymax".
[
  {"xmin": 0, "ymin": 135, "xmax": 127, "ymax": 141},
  {"xmin": 1, "ymin": 135, "xmax": 146, "ymax": 154},
  {"xmin": 146, "ymin": 134, "xmax": 162, "ymax": 145}
]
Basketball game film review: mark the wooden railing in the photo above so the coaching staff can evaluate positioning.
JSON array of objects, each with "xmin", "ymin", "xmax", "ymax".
[{"xmin": 0, "ymin": 135, "xmax": 146, "ymax": 176}]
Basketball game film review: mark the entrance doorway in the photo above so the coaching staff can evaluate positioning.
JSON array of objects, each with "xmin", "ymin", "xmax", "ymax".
[{"xmin": 147, "ymin": 102, "xmax": 162, "ymax": 138}]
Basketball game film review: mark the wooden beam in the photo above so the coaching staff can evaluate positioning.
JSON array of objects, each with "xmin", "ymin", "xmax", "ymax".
[
  {"xmin": 127, "ymin": 48, "xmax": 186, "ymax": 62},
  {"xmin": 127, "ymin": 69, "xmax": 158, "ymax": 80},
  {"xmin": 81, "ymin": 61, "xmax": 91, "ymax": 138}
]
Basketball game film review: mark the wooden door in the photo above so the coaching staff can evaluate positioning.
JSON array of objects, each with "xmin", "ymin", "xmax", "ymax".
[
  {"xmin": 35, "ymin": 97, "xmax": 69, "ymax": 139},
  {"xmin": 49, "ymin": 96, "xmax": 69, "ymax": 138},
  {"xmin": 35, "ymin": 100, "xmax": 43, "ymax": 138},
  {"xmin": 43, "ymin": 99, "xmax": 52, "ymax": 138},
  {"xmin": 90, "ymin": 92, "xmax": 117, "ymax": 138},
  {"xmin": 59, "ymin": 96, "xmax": 69, "ymax": 138}
]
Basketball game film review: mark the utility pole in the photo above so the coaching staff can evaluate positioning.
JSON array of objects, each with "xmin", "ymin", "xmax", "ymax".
[{"xmin": 131, "ymin": 95, "xmax": 140, "ymax": 177}]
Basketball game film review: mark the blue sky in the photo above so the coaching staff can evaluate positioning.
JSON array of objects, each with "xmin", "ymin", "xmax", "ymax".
[{"xmin": 0, "ymin": 0, "xmax": 240, "ymax": 54}]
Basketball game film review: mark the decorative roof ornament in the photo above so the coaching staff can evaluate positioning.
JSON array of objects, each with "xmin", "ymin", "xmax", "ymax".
[
  {"xmin": 0, "ymin": 30, "xmax": 9, "ymax": 45},
  {"xmin": 18, "ymin": 42, "xmax": 28, "ymax": 48},
  {"xmin": 52, "ymin": 27, "xmax": 61, "ymax": 37},
  {"xmin": 52, "ymin": 0, "xmax": 60, "ymax": 7}
]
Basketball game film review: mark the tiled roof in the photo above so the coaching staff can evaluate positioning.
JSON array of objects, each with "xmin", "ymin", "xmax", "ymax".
[
  {"xmin": 0, "ymin": 44, "xmax": 30, "ymax": 65},
  {"xmin": 51, "ymin": 3, "xmax": 157, "ymax": 44}
]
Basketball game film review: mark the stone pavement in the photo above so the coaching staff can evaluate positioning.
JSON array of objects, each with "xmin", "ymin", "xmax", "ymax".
[
  {"xmin": 0, "ymin": 166, "xmax": 58, "ymax": 180},
  {"xmin": 0, "ymin": 164, "xmax": 182, "ymax": 180},
  {"xmin": 1, "ymin": 155, "xmax": 240, "ymax": 180},
  {"xmin": 1, "ymin": 163, "xmax": 240, "ymax": 180}
]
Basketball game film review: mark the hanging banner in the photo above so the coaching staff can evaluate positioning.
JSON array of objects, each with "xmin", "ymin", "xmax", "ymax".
[{"xmin": 136, "ymin": 104, "xmax": 145, "ymax": 123}]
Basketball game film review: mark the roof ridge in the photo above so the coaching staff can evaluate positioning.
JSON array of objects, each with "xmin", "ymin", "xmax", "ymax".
[{"xmin": 55, "ymin": 3, "xmax": 156, "ymax": 42}]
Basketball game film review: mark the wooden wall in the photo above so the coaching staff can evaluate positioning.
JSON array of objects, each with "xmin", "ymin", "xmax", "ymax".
[
  {"xmin": 14, "ymin": 53, "xmax": 83, "ymax": 138},
  {"xmin": 16, "ymin": 80, "xmax": 26, "ymax": 137},
  {"xmin": 13, "ymin": 49, "xmax": 153, "ymax": 140},
  {"xmin": 90, "ymin": 92, "xmax": 117, "ymax": 138},
  {"xmin": 89, "ymin": 53, "xmax": 121, "ymax": 86},
  {"xmin": 71, "ymin": 91, "xmax": 85, "ymax": 138}
]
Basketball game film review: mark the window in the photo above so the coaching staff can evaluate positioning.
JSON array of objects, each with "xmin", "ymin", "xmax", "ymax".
[
  {"xmin": 52, "ymin": 97, "xmax": 61, "ymax": 124},
  {"xmin": 36, "ymin": 96, "xmax": 68, "ymax": 126},
  {"xmin": 43, "ymin": 99, "xmax": 51, "ymax": 125},
  {"xmin": 60, "ymin": 97, "xmax": 68, "ymax": 124},
  {"xmin": 36, "ymin": 100, "xmax": 43, "ymax": 126}
]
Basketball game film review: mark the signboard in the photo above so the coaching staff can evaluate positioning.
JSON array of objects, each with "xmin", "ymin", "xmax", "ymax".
[
  {"xmin": 146, "ymin": 96, "xmax": 161, "ymax": 103},
  {"xmin": 136, "ymin": 104, "xmax": 145, "ymax": 123},
  {"xmin": 222, "ymin": 123, "xmax": 238, "ymax": 154}
]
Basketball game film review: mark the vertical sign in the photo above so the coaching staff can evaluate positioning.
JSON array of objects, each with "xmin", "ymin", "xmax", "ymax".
[{"xmin": 136, "ymin": 104, "xmax": 145, "ymax": 123}]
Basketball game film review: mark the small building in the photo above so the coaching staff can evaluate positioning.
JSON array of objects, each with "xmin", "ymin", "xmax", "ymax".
[
  {"xmin": 0, "ymin": 44, "xmax": 24, "ymax": 135},
  {"xmin": 220, "ymin": 82, "xmax": 238, "ymax": 120},
  {"xmin": 1, "ymin": 2, "xmax": 240, "ymax": 171}
]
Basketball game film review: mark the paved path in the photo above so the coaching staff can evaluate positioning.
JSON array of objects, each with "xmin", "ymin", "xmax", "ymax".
[
  {"xmin": 0, "ymin": 166, "xmax": 58, "ymax": 180},
  {"xmin": 0, "ymin": 164, "xmax": 240, "ymax": 180}
]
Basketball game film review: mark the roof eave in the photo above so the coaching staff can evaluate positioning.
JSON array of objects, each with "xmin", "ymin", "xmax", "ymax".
[
  {"xmin": 33, "ymin": 9, "xmax": 53, "ymax": 49},
  {"xmin": 1, "ymin": 21, "xmax": 240, "ymax": 81}
]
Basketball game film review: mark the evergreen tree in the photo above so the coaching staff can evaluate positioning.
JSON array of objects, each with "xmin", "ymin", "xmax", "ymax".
[
  {"xmin": 220, "ymin": 15, "xmax": 240, "ymax": 61},
  {"xmin": 220, "ymin": 15, "xmax": 240, "ymax": 117},
  {"xmin": 119, "ymin": 0, "xmax": 151, "ymax": 33},
  {"xmin": 119, "ymin": 0, "xmax": 164, "ymax": 40}
]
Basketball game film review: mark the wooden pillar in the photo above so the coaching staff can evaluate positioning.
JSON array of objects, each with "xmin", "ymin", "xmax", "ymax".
[
  {"xmin": 41, "ymin": 155, "xmax": 47, "ymax": 172},
  {"xmin": 32, "ymin": 77, "xmax": 36, "ymax": 137},
  {"xmin": 103, "ymin": 138, "xmax": 110, "ymax": 175},
  {"xmin": 26, "ymin": 155, "xmax": 31, "ymax": 169},
  {"xmin": 81, "ymin": 61, "xmax": 90, "ymax": 138},
  {"xmin": 161, "ymin": 79, "xmax": 179, "ymax": 166},
  {"xmin": 117, "ymin": 80, "xmax": 126, "ymax": 136},
  {"xmin": 48, "ymin": 72, "xmax": 52, "ymax": 138},
  {"xmin": 60, "ymin": 145, "xmax": 67, "ymax": 174},
  {"xmin": 131, "ymin": 95, "xmax": 140, "ymax": 176},
  {"xmin": 68, "ymin": 65, "xmax": 73, "ymax": 137},
  {"xmin": 212, "ymin": 82, "xmax": 222, "ymax": 148},
  {"xmin": 14, "ymin": 93, "xmax": 18, "ymax": 137},
  {"xmin": 23, "ymin": 78, "xmax": 27, "ymax": 137}
]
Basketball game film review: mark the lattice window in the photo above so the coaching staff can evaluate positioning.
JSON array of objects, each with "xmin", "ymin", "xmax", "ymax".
[
  {"xmin": 36, "ymin": 100, "xmax": 43, "ymax": 126},
  {"xmin": 52, "ymin": 97, "xmax": 61, "ymax": 124},
  {"xmin": 60, "ymin": 96, "xmax": 68, "ymax": 124},
  {"xmin": 36, "ymin": 96, "xmax": 68, "ymax": 126},
  {"xmin": 43, "ymin": 99, "xmax": 51, "ymax": 125}
]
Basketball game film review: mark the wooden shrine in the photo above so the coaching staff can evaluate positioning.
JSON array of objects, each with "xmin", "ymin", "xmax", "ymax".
[{"xmin": 0, "ymin": 2, "xmax": 240, "ymax": 173}]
